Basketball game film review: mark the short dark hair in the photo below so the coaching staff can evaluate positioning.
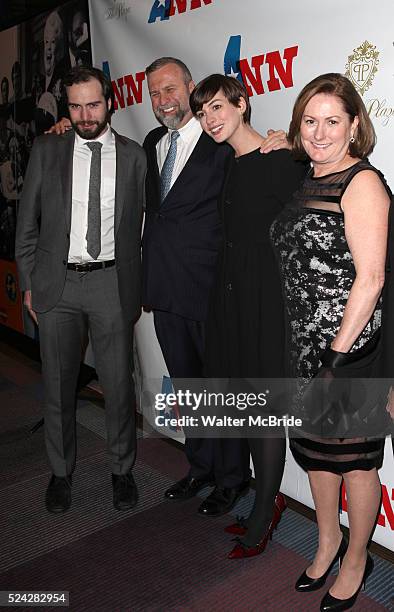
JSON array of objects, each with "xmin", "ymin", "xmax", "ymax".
[
  {"xmin": 145, "ymin": 57, "xmax": 192, "ymax": 84},
  {"xmin": 190, "ymin": 73, "xmax": 251, "ymax": 124},
  {"xmin": 288, "ymin": 72, "xmax": 376, "ymax": 159},
  {"xmin": 62, "ymin": 65, "xmax": 113, "ymax": 104}
]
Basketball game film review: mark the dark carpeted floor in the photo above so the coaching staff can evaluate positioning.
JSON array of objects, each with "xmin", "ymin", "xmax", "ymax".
[{"xmin": 0, "ymin": 342, "xmax": 392, "ymax": 611}]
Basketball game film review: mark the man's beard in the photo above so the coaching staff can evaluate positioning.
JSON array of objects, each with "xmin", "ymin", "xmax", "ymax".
[
  {"xmin": 71, "ymin": 115, "xmax": 108, "ymax": 140},
  {"xmin": 154, "ymin": 105, "xmax": 188, "ymax": 130}
]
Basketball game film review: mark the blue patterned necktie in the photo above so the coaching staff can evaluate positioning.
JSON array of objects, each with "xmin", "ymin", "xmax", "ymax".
[
  {"xmin": 86, "ymin": 141, "xmax": 103, "ymax": 260},
  {"xmin": 160, "ymin": 130, "xmax": 180, "ymax": 202}
]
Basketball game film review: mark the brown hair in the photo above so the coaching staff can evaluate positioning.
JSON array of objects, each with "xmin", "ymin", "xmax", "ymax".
[
  {"xmin": 63, "ymin": 65, "xmax": 113, "ymax": 103},
  {"xmin": 190, "ymin": 74, "xmax": 251, "ymax": 124},
  {"xmin": 288, "ymin": 73, "xmax": 375, "ymax": 159}
]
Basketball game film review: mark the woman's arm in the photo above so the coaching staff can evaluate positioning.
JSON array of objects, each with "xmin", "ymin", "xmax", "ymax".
[{"xmin": 330, "ymin": 169, "xmax": 390, "ymax": 352}]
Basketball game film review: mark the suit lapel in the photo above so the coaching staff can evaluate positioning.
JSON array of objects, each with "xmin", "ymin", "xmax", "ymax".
[
  {"xmin": 179, "ymin": 130, "xmax": 216, "ymax": 168},
  {"xmin": 149, "ymin": 127, "xmax": 166, "ymax": 209},
  {"xmin": 114, "ymin": 129, "xmax": 129, "ymax": 235},
  {"xmin": 59, "ymin": 131, "xmax": 75, "ymax": 231}
]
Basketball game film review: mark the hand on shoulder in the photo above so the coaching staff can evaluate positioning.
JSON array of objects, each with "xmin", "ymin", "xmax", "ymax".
[
  {"xmin": 45, "ymin": 117, "xmax": 72, "ymax": 135},
  {"xmin": 259, "ymin": 129, "xmax": 291, "ymax": 154}
]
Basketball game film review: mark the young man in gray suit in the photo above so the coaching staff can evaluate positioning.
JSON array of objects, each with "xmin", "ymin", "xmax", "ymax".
[{"xmin": 15, "ymin": 66, "xmax": 146, "ymax": 514}]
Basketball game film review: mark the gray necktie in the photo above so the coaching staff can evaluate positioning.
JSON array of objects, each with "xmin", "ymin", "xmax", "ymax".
[
  {"xmin": 86, "ymin": 141, "xmax": 103, "ymax": 260},
  {"xmin": 160, "ymin": 130, "xmax": 180, "ymax": 202}
]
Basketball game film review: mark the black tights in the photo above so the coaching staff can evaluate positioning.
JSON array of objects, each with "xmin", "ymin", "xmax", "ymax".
[{"xmin": 241, "ymin": 435, "xmax": 286, "ymax": 546}]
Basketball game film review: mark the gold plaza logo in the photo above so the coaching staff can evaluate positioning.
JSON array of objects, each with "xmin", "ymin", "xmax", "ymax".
[{"xmin": 345, "ymin": 41, "xmax": 379, "ymax": 96}]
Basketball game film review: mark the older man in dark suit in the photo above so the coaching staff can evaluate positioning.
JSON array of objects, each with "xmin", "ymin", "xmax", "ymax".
[
  {"xmin": 142, "ymin": 57, "xmax": 251, "ymax": 516},
  {"xmin": 15, "ymin": 66, "xmax": 146, "ymax": 514}
]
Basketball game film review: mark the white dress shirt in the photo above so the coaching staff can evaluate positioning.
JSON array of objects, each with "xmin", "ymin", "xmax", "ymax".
[
  {"xmin": 156, "ymin": 116, "xmax": 202, "ymax": 191},
  {"xmin": 69, "ymin": 125, "xmax": 116, "ymax": 263}
]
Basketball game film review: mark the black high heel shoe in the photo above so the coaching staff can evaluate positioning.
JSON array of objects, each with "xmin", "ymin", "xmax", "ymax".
[
  {"xmin": 320, "ymin": 553, "xmax": 374, "ymax": 611},
  {"xmin": 295, "ymin": 535, "xmax": 348, "ymax": 592}
]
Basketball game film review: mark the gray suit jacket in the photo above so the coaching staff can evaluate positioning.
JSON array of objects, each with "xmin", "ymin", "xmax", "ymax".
[{"xmin": 15, "ymin": 128, "xmax": 146, "ymax": 322}]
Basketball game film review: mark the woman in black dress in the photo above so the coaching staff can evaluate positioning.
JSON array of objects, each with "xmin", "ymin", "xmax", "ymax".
[
  {"xmin": 190, "ymin": 74, "xmax": 305, "ymax": 557},
  {"xmin": 271, "ymin": 74, "xmax": 391, "ymax": 610}
]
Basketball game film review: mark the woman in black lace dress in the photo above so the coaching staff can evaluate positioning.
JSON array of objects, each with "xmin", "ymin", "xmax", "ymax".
[
  {"xmin": 271, "ymin": 74, "xmax": 391, "ymax": 611},
  {"xmin": 190, "ymin": 75, "xmax": 305, "ymax": 559}
]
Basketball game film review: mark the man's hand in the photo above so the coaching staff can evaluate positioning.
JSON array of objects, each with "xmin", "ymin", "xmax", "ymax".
[
  {"xmin": 24, "ymin": 290, "xmax": 38, "ymax": 325},
  {"xmin": 260, "ymin": 129, "xmax": 290, "ymax": 154},
  {"xmin": 45, "ymin": 117, "xmax": 72, "ymax": 135}
]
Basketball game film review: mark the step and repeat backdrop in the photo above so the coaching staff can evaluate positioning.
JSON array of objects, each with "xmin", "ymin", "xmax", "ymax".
[
  {"xmin": 88, "ymin": 0, "xmax": 394, "ymax": 552},
  {"xmin": 0, "ymin": 0, "xmax": 392, "ymax": 550}
]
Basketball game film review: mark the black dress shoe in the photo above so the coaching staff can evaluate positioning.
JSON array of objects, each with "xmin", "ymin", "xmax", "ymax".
[
  {"xmin": 45, "ymin": 475, "xmax": 72, "ymax": 514},
  {"xmin": 295, "ymin": 536, "xmax": 348, "ymax": 592},
  {"xmin": 112, "ymin": 472, "xmax": 138, "ymax": 511},
  {"xmin": 320, "ymin": 554, "xmax": 374, "ymax": 611},
  {"xmin": 164, "ymin": 476, "xmax": 214, "ymax": 500},
  {"xmin": 197, "ymin": 481, "xmax": 249, "ymax": 517}
]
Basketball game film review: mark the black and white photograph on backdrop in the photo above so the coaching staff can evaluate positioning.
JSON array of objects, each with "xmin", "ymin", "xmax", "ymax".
[{"xmin": 0, "ymin": 0, "xmax": 91, "ymax": 261}]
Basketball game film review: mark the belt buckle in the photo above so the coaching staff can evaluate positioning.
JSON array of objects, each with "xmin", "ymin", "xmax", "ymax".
[{"xmin": 75, "ymin": 263, "xmax": 86, "ymax": 272}]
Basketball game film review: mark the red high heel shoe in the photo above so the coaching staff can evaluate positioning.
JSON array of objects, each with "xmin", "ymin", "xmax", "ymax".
[
  {"xmin": 225, "ymin": 492, "xmax": 286, "ymax": 536},
  {"xmin": 227, "ymin": 492, "xmax": 287, "ymax": 559},
  {"xmin": 224, "ymin": 515, "xmax": 248, "ymax": 536}
]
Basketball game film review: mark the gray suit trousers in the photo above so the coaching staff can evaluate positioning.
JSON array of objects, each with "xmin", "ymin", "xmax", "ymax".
[{"xmin": 37, "ymin": 266, "xmax": 136, "ymax": 476}]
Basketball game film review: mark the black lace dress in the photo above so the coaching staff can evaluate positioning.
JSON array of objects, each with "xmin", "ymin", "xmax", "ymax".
[{"xmin": 270, "ymin": 160, "xmax": 390, "ymax": 473}]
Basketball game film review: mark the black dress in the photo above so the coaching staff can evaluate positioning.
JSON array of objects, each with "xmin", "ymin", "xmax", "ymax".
[
  {"xmin": 270, "ymin": 160, "xmax": 391, "ymax": 473},
  {"xmin": 205, "ymin": 148, "xmax": 306, "ymax": 379},
  {"xmin": 204, "ymin": 147, "xmax": 305, "ymax": 547}
]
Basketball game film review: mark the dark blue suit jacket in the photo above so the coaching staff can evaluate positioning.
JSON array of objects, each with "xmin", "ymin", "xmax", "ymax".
[{"xmin": 142, "ymin": 125, "xmax": 230, "ymax": 322}]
